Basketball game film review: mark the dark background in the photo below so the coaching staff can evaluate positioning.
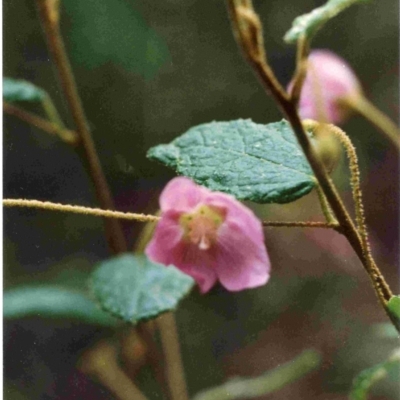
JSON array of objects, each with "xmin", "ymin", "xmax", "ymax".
[{"xmin": 4, "ymin": 0, "xmax": 399, "ymax": 399}]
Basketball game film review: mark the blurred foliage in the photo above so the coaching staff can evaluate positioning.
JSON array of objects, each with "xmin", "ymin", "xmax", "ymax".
[
  {"xmin": 3, "ymin": 77, "xmax": 46, "ymax": 102},
  {"xmin": 62, "ymin": 0, "xmax": 170, "ymax": 79},
  {"xmin": 349, "ymin": 349, "xmax": 400, "ymax": 400},
  {"xmin": 284, "ymin": 0, "xmax": 371, "ymax": 44},
  {"xmin": 4, "ymin": 286, "xmax": 117, "ymax": 326}
]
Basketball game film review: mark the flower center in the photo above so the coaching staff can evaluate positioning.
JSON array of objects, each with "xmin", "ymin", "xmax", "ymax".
[{"xmin": 180, "ymin": 205, "xmax": 225, "ymax": 250}]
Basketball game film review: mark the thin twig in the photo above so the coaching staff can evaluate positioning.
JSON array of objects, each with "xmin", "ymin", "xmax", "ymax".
[
  {"xmin": 226, "ymin": 0, "xmax": 395, "ymax": 321},
  {"xmin": 289, "ymin": 35, "xmax": 310, "ymax": 105},
  {"xmin": 35, "ymin": 0, "xmax": 127, "ymax": 253},
  {"xmin": 340, "ymin": 94, "xmax": 400, "ymax": 151},
  {"xmin": 157, "ymin": 313, "xmax": 189, "ymax": 400},
  {"xmin": 3, "ymin": 199, "xmax": 160, "ymax": 222},
  {"xmin": 4, "ymin": 102, "xmax": 78, "ymax": 144}
]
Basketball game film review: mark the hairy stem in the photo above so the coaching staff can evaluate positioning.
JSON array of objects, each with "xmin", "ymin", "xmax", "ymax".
[
  {"xmin": 263, "ymin": 220, "xmax": 340, "ymax": 230},
  {"xmin": 4, "ymin": 102, "xmax": 78, "ymax": 144},
  {"xmin": 4, "ymin": 199, "xmax": 342, "ymax": 232},
  {"xmin": 227, "ymin": 0, "xmax": 395, "ymax": 325},
  {"xmin": 35, "ymin": 0, "xmax": 127, "ymax": 253},
  {"xmin": 157, "ymin": 313, "xmax": 189, "ymax": 400},
  {"xmin": 3, "ymin": 199, "xmax": 159, "ymax": 222}
]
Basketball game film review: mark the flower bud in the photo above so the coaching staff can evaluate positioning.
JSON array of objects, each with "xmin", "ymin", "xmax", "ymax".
[
  {"xmin": 303, "ymin": 119, "xmax": 342, "ymax": 173},
  {"xmin": 289, "ymin": 50, "xmax": 362, "ymax": 124}
]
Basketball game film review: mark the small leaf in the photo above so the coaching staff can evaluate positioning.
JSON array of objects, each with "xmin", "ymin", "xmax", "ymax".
[
  {"xmin": 3, "ymin": 286, "xmax": 117, "ymax": 326},
  {"xmin": 147, "ymin": 119, "xmax": 315, "ymax": 204},
  {"xmin": 284, "ymin": 0, "xmax": 371, "ymax": 44},
  {"xmin": 90, "ymin": 254, "xmax": 194, "ymax": 324},
  {"xmin": 193, "ymin": 349, "xmax": 321, "ymax": 400},
  {"xmin": 349, "ymin": 349, "xmax": 400, "ymax": 400},
  {"xmin": 3, "ymin": 77, "xmax": 46, "ymax": 102}
]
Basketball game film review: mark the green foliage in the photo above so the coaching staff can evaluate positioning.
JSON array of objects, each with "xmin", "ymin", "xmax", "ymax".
[
  {"xmin": 3, "ymin": 286, "xmax": 117, "ymax": 326},
  {"xmin": 371, "ymin": 323, "xmax": 399, "ymax": 339},
  {"xmin": 63, "ymin": 0, "xmax": 169, "ymax": 79},
  {"xmin": 284, "ymin": 0, "xmax": 371, "ymax": 44},
  {"xmin": 3, "ymin": 77, "xmax": 46, "ymax": 102},
  {"xmin": 193, "ymin": 349, "xmax": 321, "ymax": 400},
  {"xmin": 349, "ymin": 349, "xmax": 400, "ymax": 400},
  {"xmin": 148, "ymin": 119, "xmax": 316, "ymax": 204},
  {"xmin": 90, "ymin": 254, "xmax": 194, "ymax": 324},
  {"xmin": 387, "ymin": 295, "xmax": 400, "ymax": 331}
]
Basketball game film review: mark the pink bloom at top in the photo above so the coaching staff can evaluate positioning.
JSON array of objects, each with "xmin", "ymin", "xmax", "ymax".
[
  {"xmin": 145, "ymin": 177, "xmax": 270, "ymax": 293},
  {"xmin": 288, "ymin": 50, "xmax": 362, "ymax": 124}
]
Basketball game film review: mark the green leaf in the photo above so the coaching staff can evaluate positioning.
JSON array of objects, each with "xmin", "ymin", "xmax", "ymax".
[
  {"xmin": 284, "ymin": 0, "xmax": 370, "ymax": 44},
  {"xmin": 3, "ymin": 77, "xmax": 46, "ymax": 102},
  {"xmin": 388, "ymin": 295, "xmax": 400, "ymax": 320},
  {"xmin": 63, "ymin": 0, "xmax": 169, "ymax": 79},
  {"xmin": 350, "ymin": 349, "xmax": 400, "ymax": 400},
  {"xmin": 147, "ymin": 119, "xmax": 316, "ymax": 204},
  {"xmin": 3, "ymin": 286, "xmax": 117, "ymax": 326},
  {"xmin": 193, "ymin": 349, "xmax": 321, "ymax": 400},
  {"xmin": 90, "ymin": 254, "xmax": 194, "ymax": 324}
]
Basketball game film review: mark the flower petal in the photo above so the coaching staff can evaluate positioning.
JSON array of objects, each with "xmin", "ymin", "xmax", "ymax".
[
  {"xmin": 145, "ymin": 210, "xmax": 184, "ymax": 266},
  {"xmin": 215, "ymin": 220, "xmax": 270, "ymax": 291},
  {"xmin": 203, "ymin": 192, "xmax": 264, "ymax": 243},
  {"xmin": 171, "ymin": 244, "xmax": 218, "ymax": 293},
  {"xmin": 159, "ymin": 177, "xmax": 207, "ymax": 212}
]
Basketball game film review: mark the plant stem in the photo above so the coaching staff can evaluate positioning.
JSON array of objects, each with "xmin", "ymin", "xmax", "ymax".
[
  {"xmin": 4, "ymin": 102, "xmax": 78, "ymax": 144},
  {"xmin": 157, "ymin": 313, "xmax": 189, "ymax": 400},
  {"xmin": 35, "ymin": 0, "xmax": 127, "ymax": 254},
  {"xmin": 289, "ymin": 35, "xmax": 310, "ymax": 105},
  {"xmin": 79, "ymin": 340, "xmax": 149, "ymax": 400},
  {"xmin": 340, "ymin": 94, "xmax": 400, "ymax": 150},
  {"xmin": 3, "ymin": 199, "xmax": 159, "ymax": 222},
  {"xmin": 263, "ymin": 220, "xmax": 340, "ymax": 230},
  {"xmin": 226, "ymin": 0, "xmax": 396, "ymax": 327},
  {"xmin": 4, "ymin": 198, "xmax": 343, "ymax": 232}
]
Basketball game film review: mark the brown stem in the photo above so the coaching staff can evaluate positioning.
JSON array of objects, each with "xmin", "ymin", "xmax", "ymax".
[
  {"xmin": 289, "ymin": 35, "xmax": 310, "ymax": 106},
  {"xmin": 226, "ymin": 0, "xmax": 395, "ymax": 321},
  {"xmin": 137, "ymin": 321, "xmax": 170, "ymax": 399},
  {"xmin": 263, "ymin": 221, "xmax": 340, "ymax": 231},
  {"xmin": 4, "ymin": 102, "xmax": 78, "ymax": 144},
  {"xmin": 157, "ymin": 313, "xmax": 189, "ymax": 400},
  {"xmin": 34, "ymin": 0, "xmax": 127, "ymax": 254},
  {"xmin": 79, "ymin": 340, "xmax": 148, "ymax": 400}
]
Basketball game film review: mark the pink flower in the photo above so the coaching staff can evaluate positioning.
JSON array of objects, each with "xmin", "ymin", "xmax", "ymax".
[
  {"xmin": 145, "ymin": 177, "xmax": 271, "ymax": 293},
  {"xmin": 288, "ymin": 50, "xmax": 362, "ymax": 124}
]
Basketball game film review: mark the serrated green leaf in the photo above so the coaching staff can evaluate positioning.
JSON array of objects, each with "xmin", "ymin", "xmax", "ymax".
[
  {"xmin": 3, "ymin": 77, "xmax": 46, "ymax": 102},
  {"xmin": 63, "ymin": 0, "xmax": 169, "ymax": 79},
  {"xmin": 147, "ymin": 119, "xmax": 316, "ymax": 204},
  {"xmin": 90, "ymin": 254, "xmax": 194, "ymax": 324},
  {"xmin": 349, "ymin": 349, "xmax": 400, "ymax": 400},
  {"xmin": 193, "ymin": 349, "xmax": 321, "ymax": 400},
  {"xmin": 284, "ymin": 0, "xmax": 370, "ymax": 44},
  {"xmin": 3, "ymin": 286, "xmax": 117, "ymax": 326}
]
